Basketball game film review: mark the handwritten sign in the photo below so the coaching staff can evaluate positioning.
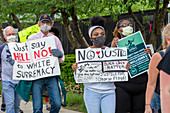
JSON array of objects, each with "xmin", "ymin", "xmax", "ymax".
[
  {"xmin": 75, "ymin": 48, "xmax": 128, "ymax": 83},
  {"xmin": 8, "ymin": 36, "xmax": 60, "ymax": 80},
  {"xmin": 117, "ymin": 31, "xmax": 151, "ymax": 78}
]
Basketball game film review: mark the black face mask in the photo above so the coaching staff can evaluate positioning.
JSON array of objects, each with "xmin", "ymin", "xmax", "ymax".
[{"xmin": 93, "ymin": 36, "xmax": 106, "ymax": 47}]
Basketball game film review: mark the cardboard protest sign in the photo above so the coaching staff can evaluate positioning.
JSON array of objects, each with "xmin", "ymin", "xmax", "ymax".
[
  {"xmin": 8, "ymin": 36, "xmax": 60, "ymax": 80},
  {"xmin": 18, "ymin": 24, "xmax": 40, "ymax": 43},
  {"xmin": 117, "ymin": 31, "xmax": 151, "ymax": 78},
  {"xmin": 75, "ymin": 48, "xmax": 128, "ymax": 83}
]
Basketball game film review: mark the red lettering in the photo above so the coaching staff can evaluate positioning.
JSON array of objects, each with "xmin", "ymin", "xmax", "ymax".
[
  {"xmin": 21, "ymin": 54, "xmax": 25, "ymax": 61},
  {"xmin": 25, "ymin": 53, "xmax": 30, "ymax": 60},
  {"xmin": 34, "ymin": 50, "xmax": 40, "ymax": 59},
  {"xmin": 13, "ymin": 53, "xmax": 30, "ymax": 61},
  {"xmin": 13, "ymin": 53, "xmax": 21, "ymax": 61},
  {"xmin": 41, "ymin": 49, "xmax": 48, "ymax": 57},
  {"xmin": 48, "ymin": 47, "xmax": 52, "ymax": 56}
]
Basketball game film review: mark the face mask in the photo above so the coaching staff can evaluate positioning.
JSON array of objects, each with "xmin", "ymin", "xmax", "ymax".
[
  {"xmin": 6, "ymin": 35, "xmax": 17, "ymax": 43},
  {"xmin": 93, "ymin": 36, "xmax": 106, "ymax": 47},
  {"xmin": 121, "ymin": 26, "xmax": 133, "ymax": 36},
  {"xmin": 40, "ymin": 24, "xmax": 51, "ymax": 32}
]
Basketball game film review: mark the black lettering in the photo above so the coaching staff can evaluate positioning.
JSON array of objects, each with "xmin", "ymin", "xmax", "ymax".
[
  {"xmin": 31, "ymin": 43, "xmax": 36, "ymax": 49},
  {"xmin": 16, "ymin": 71, "xmax": 22, "ymax": 78},
  {"xmin": 78, "ymin": 50, "xmax": 85, "ymax": 61}
]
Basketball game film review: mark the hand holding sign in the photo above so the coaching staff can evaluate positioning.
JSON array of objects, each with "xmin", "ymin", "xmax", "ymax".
[
  {"xmin": 51, "ymin": 49, "xmax": 63, "ymax": 58},
  {"xmin": 72, "ymin": 62, "xmax": 78, "ymax": 72}
]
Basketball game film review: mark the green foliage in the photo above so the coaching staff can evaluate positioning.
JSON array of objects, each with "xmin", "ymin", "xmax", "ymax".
[
  {"xmin": 60, "ymin": 54, "xmax": 84, "ymax": 94},
  {"xmin": 60, "ymin": 54, "xmax": 76, "ymax": 83}
]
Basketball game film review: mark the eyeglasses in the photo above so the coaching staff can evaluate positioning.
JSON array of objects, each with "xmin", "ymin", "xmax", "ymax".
[
  {"xmin": 119, "ymin": 24, "xmax": 133, "ymax": 28},
  {"xmin": 41, "ymin": 21, "xmax": 51, "ymax": 25},
  {"xmin": 6, "ymin": 33, "xmax": 16, "ymax": 36}
]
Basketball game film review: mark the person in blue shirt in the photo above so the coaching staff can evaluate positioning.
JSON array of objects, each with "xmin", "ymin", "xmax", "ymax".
[{"xmin": 0, "ymin": 26, "xmax": 21, "ymax": 113}]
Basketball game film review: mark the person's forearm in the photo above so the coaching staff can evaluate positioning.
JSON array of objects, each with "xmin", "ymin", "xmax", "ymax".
[{"xmin": 145, "ymin": 85, "xmax": 155, "ymax": 107}]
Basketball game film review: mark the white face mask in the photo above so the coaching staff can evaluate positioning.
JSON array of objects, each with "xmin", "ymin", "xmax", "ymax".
[
  {"xmin": 40, "ymin": 24, "xmax": 51, "ymax": 32},
  {"xmin": 121, "ymin": 26, "xmax": 133, "ymax": 36},
  {"xmin": 6, "ymin": 35, "xmax": 17, "ymax": 43}
]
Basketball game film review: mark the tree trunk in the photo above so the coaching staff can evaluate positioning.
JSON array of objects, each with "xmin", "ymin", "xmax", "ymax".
[
  {"xmin": 50, "ymin": 6, "xmax": 57, "ymax": 21},
  {"xmin": 11, "ymin": 13, "xmax": 23, "ymax": 30},
  {"xmin": 61, "ymin": 9, "xmax": 81, "ymax": 49},
  {"xmin": 0, "ymin": 27, "xmax": 5, "ymax": 42},
  {"xmin": 149, "ymin": 0, "xmax": 168, "ymax": 50},
  {"xmin": 127, "ymin": 6, "xmax": 146, "ymax": 42},
  {"xmin": 149, "ymin": 0, "xmax": 160, "ymax": 49},
  {"xmin": 69, "ymin": 6, "xmax": 89, "ymax": 48}
]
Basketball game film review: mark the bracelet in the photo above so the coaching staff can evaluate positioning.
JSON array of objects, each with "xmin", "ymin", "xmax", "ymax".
[{"xmin": 145, "ymin": 104, "xmax": 151, "ymax": 106}]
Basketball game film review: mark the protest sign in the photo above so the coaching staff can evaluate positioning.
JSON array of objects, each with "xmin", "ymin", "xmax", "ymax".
[
  {"xmin": 75, "ymin": 48, "xmax": 128, "ymax": 83},
  {"xmin": 8, "ymin": 36, "xmax": 60, "ymax": 80},
  {"xmin": 117, "ymin": 31, "xmax": 151, "ymax": 78},
  {"xmin": 18, "ymin": 24, "xmax": 40, "ymax": 43}
]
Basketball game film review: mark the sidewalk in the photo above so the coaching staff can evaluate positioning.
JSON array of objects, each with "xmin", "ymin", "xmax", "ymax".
[{"xmin": 0, "ymin": 98, "xmax": 83, "ymax": 113}]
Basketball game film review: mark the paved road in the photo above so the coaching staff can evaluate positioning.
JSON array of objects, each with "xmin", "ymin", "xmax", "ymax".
[{"xmin": 0, "ymin": 98, "xmax": 82, "ymax": 113}]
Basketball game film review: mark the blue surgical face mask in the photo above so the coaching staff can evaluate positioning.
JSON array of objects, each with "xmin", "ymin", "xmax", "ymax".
[{"xmin": 93, "ymin": 36, "xmax": 106, "ymax": 47}]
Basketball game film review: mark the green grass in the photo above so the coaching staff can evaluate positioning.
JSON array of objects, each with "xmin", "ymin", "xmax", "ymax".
[{"xmin": 65, "ymin": 91, "xmax": 87, "ymax": 113}]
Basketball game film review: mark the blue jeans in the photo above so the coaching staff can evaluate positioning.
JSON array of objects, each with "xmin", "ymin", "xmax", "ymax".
[
  {"xmin": 32, "ymin": 76, "xmax": 61, "ymax": 113},
  {"xmin": 84, "ymin": 88, "xmax": 116, "ymax": 113},
  {"xmin": 151, "ymin": 92, "xmax": 161, "ymax": 112},
  {"xmin": 2, "ymin": 81, "xmax": 21, "ymax": 113}
]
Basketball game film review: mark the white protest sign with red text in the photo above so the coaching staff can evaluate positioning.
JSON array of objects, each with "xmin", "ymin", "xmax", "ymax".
[{"xmin": 8, "ymin": 36, "xmax": 60, "ymax": 80}]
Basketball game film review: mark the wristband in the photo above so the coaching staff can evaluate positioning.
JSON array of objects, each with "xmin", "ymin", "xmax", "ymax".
[{"xmin": 145, "ymin": 104, "xmax": 151, "ymax": 106}]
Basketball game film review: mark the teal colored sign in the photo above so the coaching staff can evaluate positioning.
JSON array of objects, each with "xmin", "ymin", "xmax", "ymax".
[{"xmin": 117, "ymin": 31, "xmax": 151, "ymax": 78}]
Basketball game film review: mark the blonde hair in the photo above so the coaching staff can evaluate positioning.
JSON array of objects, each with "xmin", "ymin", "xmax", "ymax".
[
  {"xmin": 162, "ymin": 23, "xmax": 170, "ymax": 49},
  {"xmin": 113, "ymin": 23, "xmax": 121, "ymax": 39}
]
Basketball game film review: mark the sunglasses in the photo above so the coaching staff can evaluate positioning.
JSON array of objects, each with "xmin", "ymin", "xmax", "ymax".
[{"xmin": 119, "ymin": 24, "xmax": 133, "ymax": 28}]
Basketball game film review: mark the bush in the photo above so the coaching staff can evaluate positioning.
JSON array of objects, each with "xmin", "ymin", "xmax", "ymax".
[
  {"xmin": 60, "ymin": 54, "xmax": 84, "ymax": 93},
  {"xmin": 60, "ymin": 54, "xmax": 86, "ymax": 112},
  {"xmin": 60, "ymin": 54, "xmax": 76, "ymax": 83}
]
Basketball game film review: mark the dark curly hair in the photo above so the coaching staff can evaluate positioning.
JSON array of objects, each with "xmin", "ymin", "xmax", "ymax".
[{"xmin": 89, "ymin": 16, "xmax": 105, "ymax": 28}]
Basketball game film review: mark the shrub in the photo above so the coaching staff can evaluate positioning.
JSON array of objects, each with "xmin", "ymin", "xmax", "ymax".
[
  {"xmin": 60, "ymin": 54, "xmax": 84, "ymax": 93},
  {"xmin": 60, "ymin": 54, "xmax": 76, "ymax": 83}
]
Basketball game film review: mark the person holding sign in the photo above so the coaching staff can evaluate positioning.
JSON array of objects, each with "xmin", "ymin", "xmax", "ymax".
[
  {"xmin": 26, "ymin": 14, "xmax": 65, "ymax": 113},
  {"xmin": 72, "ymin": 16, "xmax": 130, "ymax": 113},
  {"xmin": 157, "ymin": 23, "xmax": 170, "ymax": 113},
  {"xmin": 44, "ymin": 27, "xmax": 59, "ymax": 111},
  {"xmin": 0, "ymin": 26, "xmax": 21, "ymax": 113},
  {"xmin": 144, "ymin": 25, "xmax": 169, "ymax": 113},
  {"xmin": 111, "ymin": 19, "xmax": 151, "ymax": 113}
]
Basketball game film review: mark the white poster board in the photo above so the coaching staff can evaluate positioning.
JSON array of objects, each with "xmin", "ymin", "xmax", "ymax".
[
  {"xmin": 8, "ymin": 36, "xmax": 60, "ymax": 80},
  {"xmin": 75, "ymin": 48, "xmax": 128, "ymax": 83}
]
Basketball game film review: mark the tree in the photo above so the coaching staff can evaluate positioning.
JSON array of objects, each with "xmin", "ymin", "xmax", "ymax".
[{"xmin": 0, "ymin": 0, "xmax": 169, "ymax": 51}]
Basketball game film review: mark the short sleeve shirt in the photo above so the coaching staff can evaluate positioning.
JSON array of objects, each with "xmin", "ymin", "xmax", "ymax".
[{"xmin": 157, "ymin": 46, "xmax": 170, "ymax": 75}]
